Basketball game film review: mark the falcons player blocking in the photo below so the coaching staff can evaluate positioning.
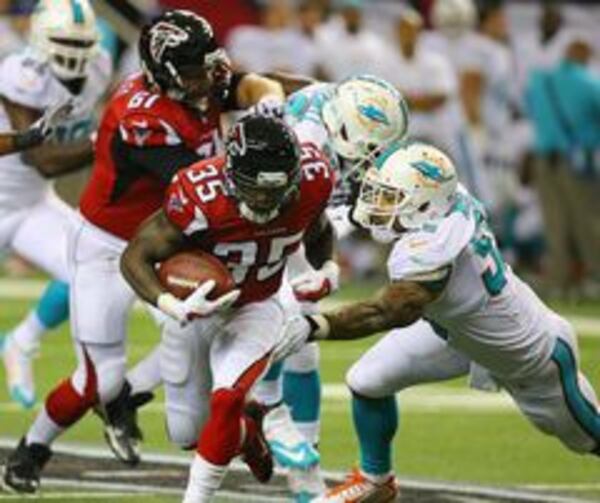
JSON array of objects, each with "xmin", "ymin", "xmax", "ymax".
[
  {"xmin": 2, "ymin": 7, "xmax": 286, "ymax": 413},
  {"xmin": 119, "ymin": 114, "xmax": 334, "ymax": 502},
  {"xmin": 1, "ymin": 10, "xmax": 287, "ymax": 494}
]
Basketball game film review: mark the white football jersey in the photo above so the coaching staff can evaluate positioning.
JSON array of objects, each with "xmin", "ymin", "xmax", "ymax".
[
  {"xmin": 380, "ymin": 45, "xmax": 463, "ymax": 157},
  {"xmin": 285, "ymin": 82, "xmax": 357, "ymax": 237},
  {"xmin": 423, "ymin": 31, "xmax": 513, "ymax": 140},
  {"xmin": 387, "ymin": 187, "xmax": 558, "ymax": 380},
  {"xmin": 0, "ymin": 47, "xmax": 112, "ymax": 213}
]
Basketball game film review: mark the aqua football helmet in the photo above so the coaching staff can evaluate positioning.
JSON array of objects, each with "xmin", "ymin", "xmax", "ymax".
[
  {"xmin": 30, "ymin": 0, "xmax": 98, "ymax": 82},
  {"xmin": 322, "ymin": 74, "xmax": 409, "ymax": 181},
  {"xmin": 354, "ymin": 142, "xmax": 458, "ymax": 232}
]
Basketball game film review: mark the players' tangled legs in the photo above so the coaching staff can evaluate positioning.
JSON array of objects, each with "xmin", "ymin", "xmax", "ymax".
[{"xmin": 1, "ymin": 2, "xmax": 599, "ymax": 503}]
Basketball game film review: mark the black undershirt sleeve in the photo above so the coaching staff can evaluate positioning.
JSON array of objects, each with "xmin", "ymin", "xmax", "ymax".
[
  {"xmin": 220, "ymin": 72, "xmax": 247, "ymax": 112},
  {"xmin": 109, "ymin": 134, "xmax": 201, "ymax": 201}
]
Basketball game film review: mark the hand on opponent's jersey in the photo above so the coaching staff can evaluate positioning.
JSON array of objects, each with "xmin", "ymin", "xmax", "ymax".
[
  {"xmin": 290, "ymin": 260, "xmax": 340, "ymax": 302},
  {"xmin": 158, "ymin": 280, "xmax": 240, "ymax": 325},
  {"xmin": 31, "ymin": 98, "xmax": 76, "ymax": 139}
]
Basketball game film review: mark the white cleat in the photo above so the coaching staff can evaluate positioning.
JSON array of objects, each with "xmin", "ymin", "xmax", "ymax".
[
  {"xmin": 288, "ymin": 462, "xmax": 326, "ymax": 502},
  {"xmin": 264, "ymin": 403, "xmax": 320, "ymax": 470},
  {"xmin": 0, "ymin": 334, "xmax": 36, "ymax": 409},
  {"xmin": 313, "ymin": 468, "xmax": 399, "ymax": 503}
]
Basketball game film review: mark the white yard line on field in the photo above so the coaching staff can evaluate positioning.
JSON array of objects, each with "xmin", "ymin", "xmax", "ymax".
[
  {"xmin": 0, "ymin": 438, "xmax": 593, "ymax": 503},
  {"xmin": 2, "ymin": 279, "xmax": 600, "ymax": 336},
  {"xmin": 0, "ymin": 384, "xmax": 516, "ymax": 414},
  {"xmin": 0, "ymin": 491, "xmax": 154, "ymax": 500}
]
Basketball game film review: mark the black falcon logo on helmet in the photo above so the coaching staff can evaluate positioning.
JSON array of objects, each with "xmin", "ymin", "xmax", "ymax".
[{"xmin": 148, "ymin": 21, "xmax": 189, "ymax": 63}]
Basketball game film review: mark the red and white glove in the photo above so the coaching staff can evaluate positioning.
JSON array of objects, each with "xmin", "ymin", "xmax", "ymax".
[
  {"xmin": 272, "ymin": 316, "xmax": 312, "ymax": 362},
  {"xmin": 290, "ymin": 260, "xmax": 340, "ymax": 303},
  {"xmin": 157, "ymin": 280, "xmax": 240, "ymax": 324},
  {"xmin": 250, "ymin": 95, "xmax": 284, "ymax": 118}
]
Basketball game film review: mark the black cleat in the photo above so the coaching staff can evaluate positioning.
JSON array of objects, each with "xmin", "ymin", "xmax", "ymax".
[
  {"xmin": 2, "ymin": 437, "xmax": 51, "ymax": 494},
  {"xmin": 95, "ymin": 381, "xmax": 154, "ymax": 466},
  {"xmin": 241, "ymin": 400, "xmax": 274, "ymax": 484}
]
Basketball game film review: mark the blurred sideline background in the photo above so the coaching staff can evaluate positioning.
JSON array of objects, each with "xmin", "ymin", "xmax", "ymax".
[
  {"xmin": 0, "ymin": 0, "xmax": 599, "ymax": 302},
  {"xmin": 0, "ymin": 1, "xmax": 599, "ymax": 501}
]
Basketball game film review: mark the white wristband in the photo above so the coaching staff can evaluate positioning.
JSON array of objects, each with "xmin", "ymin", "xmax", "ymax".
[{"xmin": 307, "ymin": 314, "xmax": 331, "ymax": 340}]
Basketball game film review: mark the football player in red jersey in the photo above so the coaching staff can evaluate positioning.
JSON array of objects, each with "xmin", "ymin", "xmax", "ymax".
[
  {"xmin": 1, "ymin": 10, "xmax": 288, "ymax": 495},
  {"xmin": 120, "ymin": 114, "xmax": 334, "ymax": 502}
]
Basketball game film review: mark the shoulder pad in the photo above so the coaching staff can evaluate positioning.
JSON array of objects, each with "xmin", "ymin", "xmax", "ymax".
[
  {"xmin": 0, "ymin": 52, "xmax": 50, "ymax": 109},
  {"xmin": 387, "ymin": 198, "xmax": 476, "ymax": 281},
  {"xmin": 164, "ymin": 170, "xmax": 209, "ymax": 236}
]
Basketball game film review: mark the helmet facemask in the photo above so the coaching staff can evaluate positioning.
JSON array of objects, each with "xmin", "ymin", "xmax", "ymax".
[
  {"xmin": 29, "ymin": 0, "xmax": 98, "ymax": 89},
  {"xmin": 353, "ymin": 142, "xmax": 458, "ymax": 233},
  {"xmin": 225, "ymin": 115, "xmax": 302, "ymax": 225},
  {"xmin": 46, "ymin": 37, "xmax": 96, "ymax": 83},
  {"xmin": 354, "ymin": 169, "xmax": 406, "ymax": 232},
  {"xmin": 230, "ymin": 168, "xmax": 301, "ymax": 224},
  {"xmin": 165, "ymin": 48, "xmax": 232, "ymax": 112}
]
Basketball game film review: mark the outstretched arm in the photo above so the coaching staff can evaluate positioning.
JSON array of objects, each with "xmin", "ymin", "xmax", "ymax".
[
  {"xmin": 0, "ymin": 99, "xmax": 74, "ymax": 156},
  {"xmin": 272, "ymin": 279, "xmax": 441, "ymax": 362},
  {"xmin": 2, "ymin": 97, "xmax": 91, "ymax": 177},
  {"xmin": 314, "ymin": 280, "xmax": 438, "ymax": 341},
  {"xmin": 262, "ymin": 71, "xmax": 317, "ymax": 95},
  {"xmin": 316, "ymin": 281, "xmax": 438, "ymax": 340}
]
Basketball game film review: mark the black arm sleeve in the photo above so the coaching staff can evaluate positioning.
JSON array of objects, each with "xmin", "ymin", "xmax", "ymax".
[
  {"xmin": 111, "ymin": 133, "xmax": 201, "ymax": 188},
  {"xmin": 220, "ymin": 71, "xmax": 248, "ymax": 112}
]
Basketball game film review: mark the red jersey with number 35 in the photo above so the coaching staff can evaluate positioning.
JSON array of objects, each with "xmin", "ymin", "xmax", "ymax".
[
  {"xmin": 80, "ymin": 73, "xmax": 223, "ymax": 240},
  {"xmin": 165, "ymin": 142, "xmax": 334, "ymax": 306}
]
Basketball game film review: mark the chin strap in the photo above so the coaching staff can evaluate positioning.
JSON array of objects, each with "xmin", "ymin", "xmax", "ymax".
[{"xmin": 239, "ymin": 202, "xmax": 279, "ymax": 224}]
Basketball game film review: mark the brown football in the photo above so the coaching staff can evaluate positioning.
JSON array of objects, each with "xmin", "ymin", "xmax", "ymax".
[{"xmin": 157, "ymin": 250, "xmax": 235, "ymax": 300}]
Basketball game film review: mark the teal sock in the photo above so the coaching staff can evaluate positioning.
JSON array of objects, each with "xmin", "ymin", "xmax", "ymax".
[
  {"xmin": 253, "ymin": 360, "xmax": 284, "ymax": 406},
  {"xmin": 263, "ymin": 360, "xmax": 284, "ymax": 381},
  {"xmin": 352, "ymin": 393, "xmax": 398, "ymax": 476},
  {"xmin": 283, "ymin": 370, "xmax": 321, "ymax": 423},
  {"xmin": 36, "ymin": 280, "xmax": 69, "ymax": 329}
]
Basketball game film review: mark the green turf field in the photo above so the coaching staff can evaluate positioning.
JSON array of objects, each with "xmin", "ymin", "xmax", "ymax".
[{"xmin": 1, "ymin": 283, "xmax": 599, "ymax": 502}]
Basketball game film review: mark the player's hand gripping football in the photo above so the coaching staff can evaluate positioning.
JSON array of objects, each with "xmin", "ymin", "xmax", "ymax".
[
  {"xmin": 272, "ymin": 315, "xmax": 312, "ymax": 362},
  {"xmin": 290, "ymin": 260, "xmax": 340, "ymax": 302},
  {"xmin": 157, "ymin": 280, "xmax": 240, "ymax": 324}
]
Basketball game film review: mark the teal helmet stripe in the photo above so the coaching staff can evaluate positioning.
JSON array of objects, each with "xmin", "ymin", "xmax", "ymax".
[
  {"xmin": 411, "ymin": 160, "xmax": 454, "ymax": 183},
  {"xmin": 70, "ymin": 0, "xmax": 85, "ymax": 24}
]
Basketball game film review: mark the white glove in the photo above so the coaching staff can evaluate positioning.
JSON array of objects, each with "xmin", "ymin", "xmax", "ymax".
[
  {"xmin": 251, "ymin": 95, "xmax": 284, "ymax": 118},
  {"xmin": 157, "ymin": 280, "xmax": 240, "ymax": 324},
  {"xmin": 31, "ymin": 98, "xmax": 76, "ymax": 139},
  {"xmin": 289, "ymin": 260, "xmax": 340, "ymax": 302},
  {"xmin": 272, "ymin": 315, "xmax": 312, "ymax": 362}
]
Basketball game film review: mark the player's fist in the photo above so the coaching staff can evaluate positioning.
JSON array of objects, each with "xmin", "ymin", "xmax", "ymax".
[
  {"xmin": 272, "ymin": 316, "xmax": 312, "ymax": 362},
  {"xmin": 290, "ymin": 260, "xmax": 340, "ymax": 303},
  {"xmin": 34, "ymin": 98, "xmax": 76, "ymax": 139},
  {"xmin": 250, "ymin": 95, "xmax": 284, "ymax": 118},
  {"xmin": 157, "ymin": 280, "xmax": 240, "ymax": 324}
]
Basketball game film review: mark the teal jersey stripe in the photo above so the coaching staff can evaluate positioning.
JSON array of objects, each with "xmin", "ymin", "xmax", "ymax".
[
  {"xmin": 552, "ymin": 339, "xmax": 600, "ymax": 441},
  {"xmin": 71, "ymin": 0, "xmax": 85, "ymax": 24}
]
